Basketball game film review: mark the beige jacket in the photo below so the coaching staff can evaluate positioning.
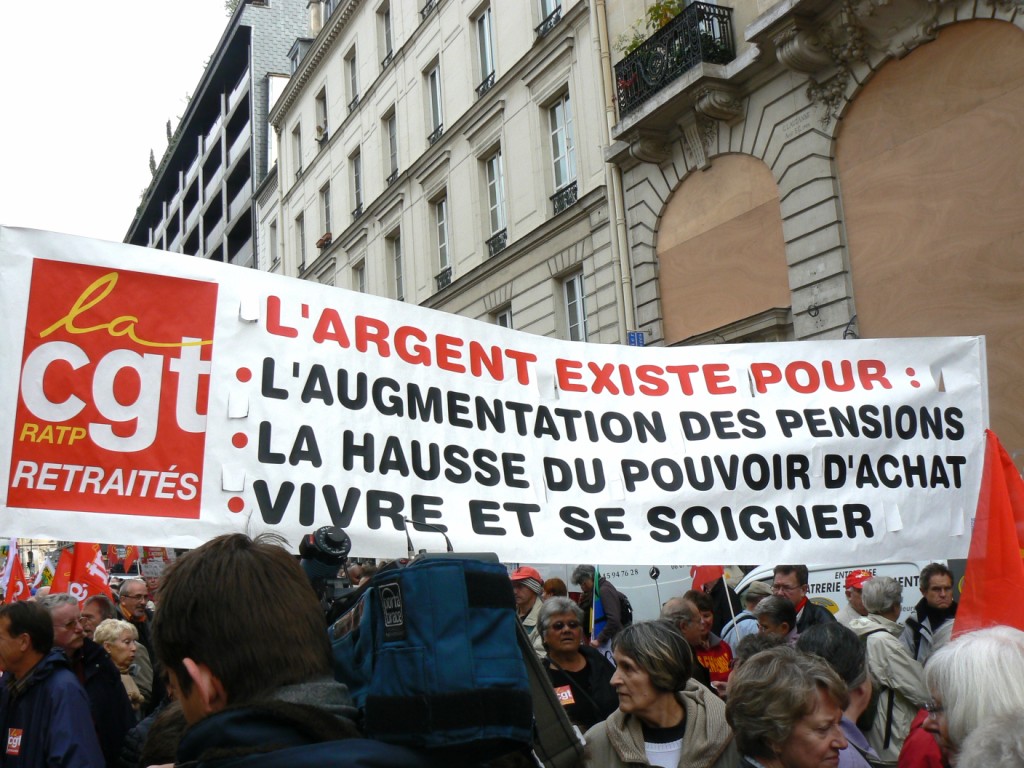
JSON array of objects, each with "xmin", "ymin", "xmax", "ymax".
[{"xmin": 583, "ymin": 680, "xmax": 738, "ymax": 768}]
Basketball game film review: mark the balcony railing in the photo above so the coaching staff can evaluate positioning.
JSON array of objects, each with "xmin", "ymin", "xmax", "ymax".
[
  {"xmin": 420, "ymin": 0, "xmax": 439, "ymax": 21},
  {"xmin": 614, "ymin": 2, "xmax": 735, "ymax": 117},
  {"xmin": 535, "ymin": 6, "xmax": 561, "ymax": 38},
  {"xmin": 348, "ymin": 94, "xmax": 360, "ymax": 114},
  {"xmin": 427, "ymin": 124, "xmax": 444, "ymax": 146},
  {"xmin": 550, "ymin": 181, "xmax": 578, "ymax": 215},
  {"xmin": 352, "ymin": 202, "xmax": 363, "ymax": 220},
  {"xmin": 386, "ymin": 169, "xmax": 399, "ymax": 186},
  {"xmin": 435, "ymin": 265, "xmax": 452, "ymax": 290},
  {"xmin": 381, "ymin": 50, "xmax": 394, "ymax": 70},
  {"xmin": 476, "ymin": 71, "xmax": 495, "ymax": 98},
  {"xmin": 486, "ymin": 228, "xmax": 507, "ymax": 258}
]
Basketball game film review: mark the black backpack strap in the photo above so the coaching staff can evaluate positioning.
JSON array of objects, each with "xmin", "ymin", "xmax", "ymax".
[
  {"xmin": 882, "ymin": 687, "xmax": 896, "ymax": 750},
  {"xmin": 515, "ymin": 620, "xmax": 584, "ymax": 768}
]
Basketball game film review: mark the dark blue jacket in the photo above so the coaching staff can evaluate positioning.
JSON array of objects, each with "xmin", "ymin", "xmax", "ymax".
[
  {"xmin": 0, "ymin": 648, "xmax": 104, "ymax": 767},
  {"xmin": 175, "ymin": 698, "xmax": 433, "ymax": 768},
  {"xmin": 73, "ymin": 638, "xmax": 135, "ymax": 766}
]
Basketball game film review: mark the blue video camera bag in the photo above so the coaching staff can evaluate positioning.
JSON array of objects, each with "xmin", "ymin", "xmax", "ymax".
[{"xmin": 329, "ymin": 557, "xmax": 533, "ymax": 759}]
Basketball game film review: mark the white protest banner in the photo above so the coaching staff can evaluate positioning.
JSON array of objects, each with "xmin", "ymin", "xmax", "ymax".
[{"xmin": 0, "ymin": 227, "xmax": 989, "ymax": 563}]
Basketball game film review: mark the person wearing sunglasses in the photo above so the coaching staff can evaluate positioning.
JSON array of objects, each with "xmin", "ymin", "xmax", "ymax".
[{"xmin": 539, "ymin": 597, "xmax": 618, "ymax": 731}]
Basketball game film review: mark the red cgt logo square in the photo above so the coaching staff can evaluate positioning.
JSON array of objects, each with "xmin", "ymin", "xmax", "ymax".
[{"xmin": 8, "ymin": 259, "xmax": 218, "ymax": 518}]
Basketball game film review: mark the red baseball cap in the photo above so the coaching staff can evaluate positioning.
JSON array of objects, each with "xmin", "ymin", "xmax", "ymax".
[
  {"xmin": 845, "ymin": 569, "xmax": 873, "ymax": 589},
  {"xmin": 511, "ymin": 566, "xmax": 543, "ymax": 583}
]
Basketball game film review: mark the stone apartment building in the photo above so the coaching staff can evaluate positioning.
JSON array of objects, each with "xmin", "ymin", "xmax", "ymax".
[
  {"xmin": 256, "ymin": 0, "xmax": 633, "ymax": 343},
  {"xmin": 125, "ymin": 0, "xmax": 309, "ymax": 266},
  {"xmin": 604, "ymin": 0, "xmax": 1024, "ymax": 460}
]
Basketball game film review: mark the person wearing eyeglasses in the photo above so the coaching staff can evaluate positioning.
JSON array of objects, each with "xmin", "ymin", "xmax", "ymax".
[
  {"xmin": 772, "ymin": 565, "xmax": 837, "ymax": 633},
  {"xmin": 539, "ymin": 596, "xmax": 618, "ymax": 731},
  {"xmin": 118, "ymin": 578, "xmax": 166, "ymax": 715},
  {"xmin": 37, "ymin": 593, "xmax": 135, "ymax": 766}
]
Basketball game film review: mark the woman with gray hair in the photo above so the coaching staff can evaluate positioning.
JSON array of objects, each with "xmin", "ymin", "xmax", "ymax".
[
  {"xmin": 584, "ymin": 620, "xmax": 737, "ymax": 768},
  {"xmin": 539, "ymin": 597, "xmax": 617, "ymax": 730},
  {"xmin": 725, "ymin": 645, "xmax": 849, "ymax": 768},
  {"xmin": 922, "ymin": 625, "xmax": 1024, "ymax": 766},
  {"xmin": 848, "ymin": 576, "xmax": 928, "ymax": 764}
]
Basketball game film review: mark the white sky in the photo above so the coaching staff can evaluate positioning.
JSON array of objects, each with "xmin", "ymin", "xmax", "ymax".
[{"xmin": 0, "ymin": 2, "xmax": 233, "ymax": 244}]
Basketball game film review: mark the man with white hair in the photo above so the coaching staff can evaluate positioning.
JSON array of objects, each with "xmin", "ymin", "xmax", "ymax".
[{"xmin": 849, "ymin": 576, "xmax": 929, "ymax": 764}]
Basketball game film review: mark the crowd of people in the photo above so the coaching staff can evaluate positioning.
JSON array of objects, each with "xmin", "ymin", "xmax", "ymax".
[{"xmin": 0, "ymin": 546, "xmax": 1022, "ymax": 768}]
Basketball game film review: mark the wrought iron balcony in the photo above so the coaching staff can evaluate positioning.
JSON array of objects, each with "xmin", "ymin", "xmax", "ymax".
[
  {"xmin": 435, "ymin": 265, "xmax": 452, "ymax": 290},
  {"xmin": 420, "ymin": 0, "xmax": 439, "ymax": 21},
  {"xmin": 535, "ymin": 6, "xmax": 561, "ymax": 39},
  {"xmin": 351, "ymin": 202, "xmax": 363, "ymax": 219},
  {"xmin": 476, "ymin": 71, "xmax": 496, "ymax": 98},
  {"xmin": 614, "ymin": 2, "xmax": 735, "ymax": 117},
  {"xmin": 486, "ymin": 228, "xmax": 507, "ymax": 258},
  {"xmin": 550, "ymin": 181, "xmax": 578, "ymax": 215},
  {"xmin": 347, "ymin": 94, "xmax": 360, "ymax": 114},
  {"xmin": 427, "ymin": 124, "xmax": 444, "ymax": 146},
  {"xmin": 386, "ymin": 169, "xmax": 399, "ymax": 186},
  {"xmin": 381, "ymin": 50, "xmax": 394, "ymax": 70}
]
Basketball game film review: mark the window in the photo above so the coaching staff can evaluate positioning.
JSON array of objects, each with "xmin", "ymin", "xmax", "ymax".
[
  {"xmin": 563, "ymin": 272, "xmax": 587, "ymax": 341},
  {"xmin": 537, "ymin": 0, "xmax": 561, "ymax": 36},
  {"xmin": 350, "ymin": 150, "xmax": 363, "ymax": 217},
  {"xmin": 345, "ymin": 48, "xmax": 359, "ymax": 111},
  {"xmin": 385, "ymin": 110, "xmax": 399, "ymax": 184},
  {"xmin": 325, "ymin": 0, "xmax": 338, "ymax": 19},
  {"xmin": 268, "ymin": 219, "xmax": 279, "ymax": 266},
  {"xmin": 390, "ymin": 233, "xmax": 404, "ymax": 300},
  {"xmin": 549, "ymin": 93, "xmax": 576, "ymax": 189},
  {"xmin": 319, "ymin": 183, "xmax": 332, "ymax": 234},
  {"xmin": 295, "ymin": 213, "xmax": 306, "ymax": 269},
  {"xmin": 379, "ymin": 3, "xmax": 394, "ymax": 68},
  {"xmin": 435, "ymin": 197, "xmax": 449, "ymax": 270},
  {"xmin": 476, "ymin": 8, "xmax": 495, "ymax": 96},
  {"xmin": 485, "ymin": 150, "xmax": 506, "ymax": 235},
  {"xmin": 353, "ymin": 260, "xmax": 366, "ymax": 292},
  {"xmin": 291, "ymin": 125, "xmax": 302, "ymax": 179},
  {"xmin": 426, "ymin": 66, "xmax": 443, "ymax": 144},
  {"xmin": 315, "ymin": 88, "xmax": 329, "ymax": 144},
  {"xmin": 495, "ymin": 307, "xmax": 513, "ymax": 329}
]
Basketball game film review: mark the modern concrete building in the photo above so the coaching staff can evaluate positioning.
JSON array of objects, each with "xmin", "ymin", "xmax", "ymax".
[
  {"xmin": 126, "ymin": 0, "xmax": 308, "ymax": 267},
  {"xmin": 604, "ymin": 0, "xmax": 1024, "ymax": 461},
  {"xmin": 257, "ymin": 0, "xmax": 634, "ymax": 343}
]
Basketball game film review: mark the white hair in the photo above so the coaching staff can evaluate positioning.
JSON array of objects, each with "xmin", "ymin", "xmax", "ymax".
[
  {"xmin": 861, "ymin": 575, "xmax": 902, "ymax": 614},
  {"xmin": 925, "ymin": 626, "xmax": 1024, "ymax": 749},
  {"xmin": 956, "ymin": 712, "xmax": 1024, "ymax": 768}
]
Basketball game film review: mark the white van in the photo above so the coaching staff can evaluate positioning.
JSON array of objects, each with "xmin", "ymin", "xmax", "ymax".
[{"xmin": 734, "ymin": 562, "xmax": 939, "ymax": 621}]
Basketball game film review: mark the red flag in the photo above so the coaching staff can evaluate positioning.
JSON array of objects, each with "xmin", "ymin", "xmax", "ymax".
[
  {"xmin": 690, "ymin": 565, "xmax": 725, "ymax": 592},
  {"xmin": 106, "ymin": 544, "xmax": 120, "ymax": 567},
  {"xmin": 67, "ymin": 542, "xmax": 113, "ymax": 603},
  {"xmin": 49, "ymin": 547, "xmax": 74, "ymax": 593},
  {"xmin": 122, "ymin": 545, "xmax": 139, "ymax": 574},
  {"xmin": 3, "ymin": 553, "xmax": 30, "ymax": 604},
  {"xmin": 954, "ymin": 430, "xmax": 1024, "ymax": 636}
]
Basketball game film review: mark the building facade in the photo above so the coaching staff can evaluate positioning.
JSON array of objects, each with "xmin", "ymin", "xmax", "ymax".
[
  {"xmin": 126, "ymin": 0, "xmax": 309, "ymax": 267},
  {"xmin": 257, "ymin": 0, "xmax": 634, "ymax": 343},
  {"xmin": 605, "ymin": 0, "xmax": 1024, "ymax": 462}
]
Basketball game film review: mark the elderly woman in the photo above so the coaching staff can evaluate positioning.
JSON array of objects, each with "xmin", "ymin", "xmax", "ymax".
[
  {"xmin": 93, "ymin": 618, "xmax": 144, "ymax": 717},
  {"xmin": 726, "ymin": 645, "xmax": 849, "ymax": 768},
  {"xmin": 540, "ymin": 597, "xmax": 618, "ymax": 730},
  {"xmin": 923, "ymin": 625, "xmax": 1024, "ymax": 766},
  {"xmin": 584, "ymin": 620, "xmax": 737, "ymax": 768}
]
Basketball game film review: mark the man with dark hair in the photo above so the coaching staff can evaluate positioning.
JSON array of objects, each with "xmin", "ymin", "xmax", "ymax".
[
  {"xmin": 0, "ymin": 601, "xmax": 104, "ymax": 767},
  {"xmin": 772, "ymin": 564, "xmax": 836, "ymax": 633},
  {"xmin": 797, "ymin": 622, "xmax": 881, "ymax": 768},
  {"xmin": 80, "ymin": 594, "xmax": 116, "ymax": 640},
  {"xmin": 901, "ymin": 562, "xmax": 957, "ymax": 663},
  {"xmin": 37, "ymin": 592, "xmax": 135, "ymax": 766},
  {"xmin": 151, "ymin": 533, "xmax": 428, "ymax": 766}
]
